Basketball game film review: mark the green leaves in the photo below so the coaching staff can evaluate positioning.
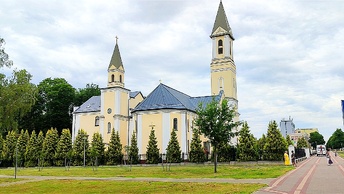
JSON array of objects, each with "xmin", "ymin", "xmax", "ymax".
[
  {"xmin": 189, "ymin": 129, "xmax": 205, "ymax": 163},
  {"xmin": 129, "ymin": 133, "xmax": 139, "ymax": 164}
]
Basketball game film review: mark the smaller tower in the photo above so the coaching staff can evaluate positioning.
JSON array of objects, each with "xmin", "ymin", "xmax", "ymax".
[{"xmin": 107, "ymin": 36, "xmax": 125, "ymax": 88}]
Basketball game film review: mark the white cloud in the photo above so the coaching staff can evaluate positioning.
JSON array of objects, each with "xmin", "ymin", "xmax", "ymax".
[{"xmin": 1, "ymin": 0, "xmax": 344, "ymax": 141}]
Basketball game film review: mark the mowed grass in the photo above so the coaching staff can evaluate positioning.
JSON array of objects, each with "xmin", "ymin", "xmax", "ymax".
[
  {"xmin": 0, "ymin": 178, "xmax": 24, "ymax": 184},
  {"xmin": 0, "ymin": 179, "xmax": 266, "ymax": 194},
  {"xmin": 338, "ymin": 151, "xmax": 344, "ymax": 158},
  {"xmin": 0, "ymin": 164, "xmax": 293, "ymax": 179}
]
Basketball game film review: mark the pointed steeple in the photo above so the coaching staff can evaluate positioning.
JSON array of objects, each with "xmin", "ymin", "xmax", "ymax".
[
  {"xmin": 108, "ymin": 36, "xmax": 124, "ymax": 70},
  {"xmin": 210, "ymin": 1, "xmax": 234, "ymax": 39}
]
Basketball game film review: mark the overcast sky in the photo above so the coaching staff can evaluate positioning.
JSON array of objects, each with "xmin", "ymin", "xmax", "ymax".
[{"xmin": 1, "ymin": 0, "xmax": 344, "ymax": 142}]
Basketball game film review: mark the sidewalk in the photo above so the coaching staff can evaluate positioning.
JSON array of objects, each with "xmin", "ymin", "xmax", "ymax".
[{"xmin": 254, "ymin": 152, "xmax": 344, "ymax": 194}]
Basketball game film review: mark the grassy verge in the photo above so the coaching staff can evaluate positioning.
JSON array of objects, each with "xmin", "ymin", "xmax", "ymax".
[
  {"xmin": 337, "ymin": 151, "xmax": 344, "ymax": 158},
  {"xmin": 0, "ymin": 164, "xmax": 293, "ymax": 179},
  {"xmin": 0, "ymin": 179, "xmax": 266, "ymax": 194},
  {"xmin": 0, "ymin": 178, "xmax": 24, "ymax": 184}
]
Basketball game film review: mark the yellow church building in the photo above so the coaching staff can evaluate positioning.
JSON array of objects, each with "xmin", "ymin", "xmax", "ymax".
[{"xmin": 72, "ymin": 1, "xmax": 239, "ymax": 160}]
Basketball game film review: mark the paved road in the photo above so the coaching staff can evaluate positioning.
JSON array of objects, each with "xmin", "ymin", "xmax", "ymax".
[{"xmin": 255, "ymin": 152, "xmax": 344, "ymax": 194}]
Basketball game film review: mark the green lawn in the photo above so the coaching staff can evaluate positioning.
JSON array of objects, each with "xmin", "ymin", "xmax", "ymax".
[
  {"xmin": 0, "ymin": 179, "xmax": 266, "ymax": 194},
  {"xmin": 0, "ymin": 178, "xmax": 24, "ymax": 184},
  {"xmin": 0, "ymin": 164, "xmax": 293, "ymax": 179}
]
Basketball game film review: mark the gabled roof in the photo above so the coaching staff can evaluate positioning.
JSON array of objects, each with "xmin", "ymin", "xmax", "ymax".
[
  {"xmin": 211, "ymin": 1, "xmax": 234, "ymax": 39},
  {"xmin": 130, "ymin": 91, "xmax": 143, "ymax": 98},
  {"xmin": 132, "ymin": 83, "xmax": 222, "ymax": 113},
  {"xmin": 108, "ymin": 40, "xmax": 124, "ymax": 70},
  {"xmin": 74, "ymin": 96, "xmax": 101, "ymax": 113}
]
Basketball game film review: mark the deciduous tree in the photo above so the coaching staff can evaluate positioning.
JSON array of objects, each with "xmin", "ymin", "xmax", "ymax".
[
  {"xmin": 309, "ymin": 131, "xmax": 325, "ymax": 149},
  {"xmin": 326, "ymin": 128, "xmax": 344, "ymax": 149},
  {"xmin": 194, "ymin": 98, "xmax": 240, "ymax": 173}
]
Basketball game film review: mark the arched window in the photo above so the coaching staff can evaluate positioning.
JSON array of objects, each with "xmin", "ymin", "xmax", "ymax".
[
  {"xmin": 173, "ymin": 118, "xmax": 178, "ymax": 131},
  {"xmin": 218, "ymin": 77, "xmax": 224, "ymax": 90},
  {"xmin": 111, "ymin": 74, "xmax": 115, "ymax": 82},
  {"xmin": 119, "ymin": 75, "xmax": 122, "ymax": 83},
  {"xmin": 95, "ymin": 116, "xmax": 99, "ymax": 126},
  {"xmin": 108, "ymin": 122, "xmax": 111, "ymax": 134},
  {"xmin": 218, "ymin": 39, "xmax": 223, "ymax": 54}
]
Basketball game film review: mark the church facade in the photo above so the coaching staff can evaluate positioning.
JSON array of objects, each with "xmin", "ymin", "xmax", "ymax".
[{"xmin": 72, "ymin": 1, "xmax": 239, "ymax": 159}]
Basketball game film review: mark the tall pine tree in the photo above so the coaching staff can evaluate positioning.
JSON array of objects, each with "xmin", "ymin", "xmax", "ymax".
[
  {"xmin": 286, "ymin": 135, "xmax": 293, "ymax": 146},
  {"xmin": 55, "ymin": 129, "xmax": 72, "ymax": 166},
  {"xmin": 146, "ymin": 129, "xmax": 160, "ymax": 164},
  {"xmin": 90, "ymin": 132, "xmax": 105, "ymax": 165},
  {"xmin": 129, "ymin": 132, "xmax": 139, "ymax": 164},
  {"xmin": 166, "ymin": 130, "xmax": 182, "ymax": 163},
  {"xmin": 106, "ymin": 129, "xmax": 123, "ymax": 165},
  {"xmin": 72, "ymin": 129, "xmax": 89, "ymax": 166},
  {"xmin": 42, "ymin": 128, "xmax": 59, "ymax": 166},
  {"xmin": 16, "ymin": 129, "xmax": 29, "ymax": 167},
  {"xmin": 263, "ymin": 121, "xmax": 287, "ymax": 161},
  {"xmin": 3, "ymin": 130, "xmax": 17, "ymax": 166},
  {"xmin": 25, "ymin": 130, "xmax": 38, "ymax": 167},
  {"xmin": 189, "ymin": 129, "xmax": 204, "ymax": 163},
  {"xmin": 237, "ymin": 122, "xmax": 257, "ymax": 161}
]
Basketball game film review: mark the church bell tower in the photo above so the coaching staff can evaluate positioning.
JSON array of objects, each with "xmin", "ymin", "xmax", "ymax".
[{"xmin": 210, "ymin": 1, "xmax": 237, "ymax": 104}]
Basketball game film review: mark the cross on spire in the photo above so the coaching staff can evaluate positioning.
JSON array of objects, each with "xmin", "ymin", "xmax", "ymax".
[{"xmin": 115, "ymin": 36, "xmax": 119, "ymax": 44}]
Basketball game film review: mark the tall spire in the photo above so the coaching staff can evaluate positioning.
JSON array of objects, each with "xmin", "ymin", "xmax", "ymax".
[
  {"xmin": 108, "ymin": 36, "xmax": 124, "ymax": 70},
  {"xmin": 210, "ymin": 1, "xmax": 234, "ymax": 39}
]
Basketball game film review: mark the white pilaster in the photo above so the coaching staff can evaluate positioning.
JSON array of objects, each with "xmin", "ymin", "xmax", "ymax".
[{"xmin": 162, "ymin": 112, "xmax": 170, "ymax": 153}]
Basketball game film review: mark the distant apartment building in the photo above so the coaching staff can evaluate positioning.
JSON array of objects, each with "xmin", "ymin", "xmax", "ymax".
[
  {"xmin": 295, "ymin": 128, "xmax": 319, "ymax": 139},
  {"xmin": 280, "ymin": 117, "xmax": 295, "ymax": 138}
]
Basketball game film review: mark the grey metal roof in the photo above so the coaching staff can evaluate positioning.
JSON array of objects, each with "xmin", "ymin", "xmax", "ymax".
[
  {"xmin": 108, "ymin": 41, "xmax": 124, "ymax": 70},
  {"xmin": 132, "ymin": 83, "xmax": 222, "ymax": 113},
  {"xmin": 74, "ymin": 96, "xmax": 101, "ymax": 113},
  {"xmin": 211, "ymin": 1, "xmax": 234, "ymax": 39}
]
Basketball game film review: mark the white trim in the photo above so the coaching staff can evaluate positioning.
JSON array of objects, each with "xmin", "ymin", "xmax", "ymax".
[
  {"xmin": 181, "ymin": 113, "xmax": 186, "ymax": 155},
  {"xmin": 162, "ymin": 113, "xmax": 170, "ymax": 153},
  {"xmin": 114, "ymin": 118, "xmax": 120, "ymax": 135},
  {"xmin": 137, "ymin": 115, "xmax": 142, "ymax": 154},
  {"xmin": 212, "ymin": 38, "xmax": 216, "ymax": 59}
]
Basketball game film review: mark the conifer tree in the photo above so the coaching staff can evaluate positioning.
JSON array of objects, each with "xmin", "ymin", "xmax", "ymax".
[
  {"xmin": 25, "ymin": 130, "xmax": 38, "ymax": 167},
  {"xmin": 129, "ymin": 132, "xmax": 139, "ymax": 164},
  {"xmin": 0, "ymin": 135, "xmax": 3, "ymax": 163},
  {"xmin": 37, "ymin": 130, "xmax": 44, "ymax": 166},
  {"xmin": 263, "ymin": 121, "xmax": 287, "ymax": 161},
  {"xmin": 166, "ymin": 130, "xmax": 182, "ymax": 163},
  {"xmin": 72, "ymin": 129, "xmax": 89, "ymax": 166},
  {"xmin": 16, "ymin": 129, "xmax": 29, "ymax": 166},
  {"xmin": 55, "ymin": 129, "xmax": 72, "ymax": 166},
  {"xmin": 90, "ymin": 132, "xmax": 105, "ymax": 165},
  {"xmin": 146, "ymin": 129, "xmax": 160, "ymax": 164},
  {"xmin": 3, "ymin": 130, "xmax": 17, "ymax": 166},
  {"xmin": 106, "ymin": 129, "xmax": 123, "ymax": 165},
  {"xmin": 42, "ymin": 128, "xmax": 59, "ymax": 166},
  {"xmin": 257, "ymin": 134, "xmax": 266, "ymax": 160},
  {"xmin": 237, "ymin": 122, "xmax": 257, "ymax": 161},
  {"xmin": 297, "ymin": 137, "xmax": 308, "ymax": 148},
  {"xmin": 189, "ymin": 129, "xmax": 204, "ymax": 163},
  {"xmin": 286, "ymin": 135, "xmax": 293, "ymax": 146}
]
